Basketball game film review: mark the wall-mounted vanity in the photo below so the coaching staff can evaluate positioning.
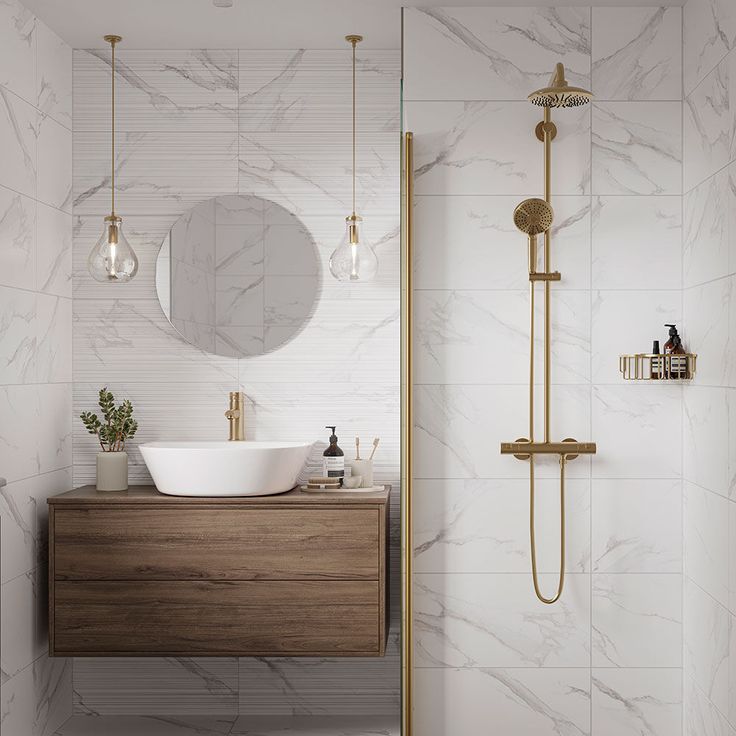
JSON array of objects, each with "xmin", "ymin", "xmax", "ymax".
[{"xmin": 48, "ymin": 486, "xmax": 389, "ymax": 658}]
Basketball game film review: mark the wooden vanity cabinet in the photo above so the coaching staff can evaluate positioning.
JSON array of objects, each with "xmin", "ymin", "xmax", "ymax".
[{"xmin": 48, "ymin": 485, "xmax": 389, "ymax": 658}]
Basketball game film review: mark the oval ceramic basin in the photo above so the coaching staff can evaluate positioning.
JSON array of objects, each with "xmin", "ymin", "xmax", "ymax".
[{"xmin": 139, "ymin": 441, "xmax": 312, "ymax": 497}]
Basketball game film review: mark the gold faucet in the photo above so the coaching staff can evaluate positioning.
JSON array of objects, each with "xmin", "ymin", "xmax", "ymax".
[{"xmin": 225, "ymin": 391, "xmax": 245, "ymax": 441}]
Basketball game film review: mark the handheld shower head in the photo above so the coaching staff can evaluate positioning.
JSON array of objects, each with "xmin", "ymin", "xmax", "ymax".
[
  {"xmin": 513, "ymin": 198, "xmax": 554, "ymax": 236},
  {"xmin": 528, "ymin": 63, "xmax": 592, "ymax": 109}
]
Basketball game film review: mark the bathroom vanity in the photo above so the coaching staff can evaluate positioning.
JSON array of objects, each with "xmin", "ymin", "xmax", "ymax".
[{"xmin": 47, "ymin": 486, "xmax": 389, "ymax": 658}]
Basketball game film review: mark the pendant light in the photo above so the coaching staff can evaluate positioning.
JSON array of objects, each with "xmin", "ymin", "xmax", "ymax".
[
  {"xmin": 88, "ymin": 34, "xmax": 139, "ymax": 283},
  {"xmin": 329, "ymin": 34, "xmax": 378, "ymax": 282}
]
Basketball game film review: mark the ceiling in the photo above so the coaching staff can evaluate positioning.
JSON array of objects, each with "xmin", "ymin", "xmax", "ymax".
[{"xmin": 23, "ymin": 0, "xmax": 685, "ymax": 50}]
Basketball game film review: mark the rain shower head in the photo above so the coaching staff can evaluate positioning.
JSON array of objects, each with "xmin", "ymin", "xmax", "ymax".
[
  {"xmin": 513, "ymin": 198, "xmax": 554, "ymax": 236},
  {"xmin": 528, "ymin": 63, "xmax": 592, "ymax": 108}
]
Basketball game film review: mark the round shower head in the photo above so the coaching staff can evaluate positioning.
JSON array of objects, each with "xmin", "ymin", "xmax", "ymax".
[
  {"xmin": 513, "ymin": 198, "xmax": 554, "ymax": 236},
  {"xmin": 528, "ymin": 63, "xmax": 592, "ymax": 108}
]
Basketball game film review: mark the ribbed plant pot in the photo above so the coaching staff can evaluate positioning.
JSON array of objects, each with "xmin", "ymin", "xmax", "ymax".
[{"xmin": 96, "ymin": 451, "xmax": 128, "ymax": 491}]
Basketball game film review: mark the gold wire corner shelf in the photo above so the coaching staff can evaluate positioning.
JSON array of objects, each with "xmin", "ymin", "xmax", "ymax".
[{"xmin": 619, "ymin": 353, "xmax": 697, "ymax": 381}]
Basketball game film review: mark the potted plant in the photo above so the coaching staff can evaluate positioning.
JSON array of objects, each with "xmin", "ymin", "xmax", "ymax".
[{"xmin": 80, "ymin": 388, "xmax": 138, "ymax": 491}]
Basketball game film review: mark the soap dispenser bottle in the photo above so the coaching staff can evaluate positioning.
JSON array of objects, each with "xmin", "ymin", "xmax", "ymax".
[
  {"xmin": 663, "ymin": 324, "xmax": 688, "ymax": 379},
  {"xmin": 323, "ymin": 426, "xmax": 345, "ymax": 484}
]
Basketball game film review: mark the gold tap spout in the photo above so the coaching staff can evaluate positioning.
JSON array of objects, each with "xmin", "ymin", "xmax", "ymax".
[{"xmin": 225, "ymin": 391, "xmax": 246, "ymax": 441}]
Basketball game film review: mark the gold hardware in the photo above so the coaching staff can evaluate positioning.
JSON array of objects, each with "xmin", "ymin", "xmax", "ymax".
[
  {"xmin": 535, "ymin": 120, "xmax": 557, "ymax": 142},
  {"xmin": 619, "ymin": 352, "xmax": 697, "ymax": 380},
  {"xmin": 500, "ymin": 441, "xmax": 597, "ymax": 455},
  {"xmin": 529, "ymin": 272, "xmax": 561, "ymax": 282},
  {"xmin": 348, "ymin": 35, "xmax": 361, "ymax": 222},
  {"xmin": 225, "ymin": 391, "xmax": 245, "ymax": 441},
  {"xmin": 401, "ymin": 131, "xmax": 414, "ymax": 736}
]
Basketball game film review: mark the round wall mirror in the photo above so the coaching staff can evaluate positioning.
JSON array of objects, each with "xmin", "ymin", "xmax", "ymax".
[{"xmin": 156, "ymin": 195, "xmax": 321, "ymax": 358}]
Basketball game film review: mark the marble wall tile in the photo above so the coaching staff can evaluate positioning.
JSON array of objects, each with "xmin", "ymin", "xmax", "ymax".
[
  {"xmin": 591, "ymin": 290, "xmax": 682, "ymax": 384},
  {"xmin": 684, "ymin": 387, "xmax": 731, "ymax": 498},
  {"xmin": 684, "ymin": 578, "xmax": 730, "ymax": 717},
  {"xmin": 0, "ymin": 87, "xmax": 37, "ymax": 199},
  {"xmin": 239, "ymin": 50, "xmax": 400, "ymax": 133},
  {"xmin": 592, "ymin": 101, "xmax": 682, "ymax": 195},
  {"xmin": 683, "ymin": 0, "xmax": 736, "ymax": 95},
  {"xmin": 591, "ymin": 195, "xmax": 681, "ymax": 290},
  {"xmin": 592, "ymin": 668, "xmax": 682, "ymax": 736},
  {"xmin": 730, "ymin": 501, "xmax": 736, "ymax": 613},
  {"xmin": 403, "ymin": 7, "xmax": 590, "ymax": 102},
  {"xmin": 35, "ymin": 294, "xmax": 72, "ymax": 383},
  {"xmin": 35, "ymin": 21, "xmax": 71, "ymax": 129},
  {"xmin": 169, "ymin": 204, "xmax": 216, "ymax": 272},
  {"xmin": 413, "ymin": 478, "xmax": 590, "ymax": 574},
  {"xmin": 74, "ymin": 49, "xmax": 238, "ymax": 133},
  {"xmin": 683, "ymin": 53, "xmax": 734, "ymax": 192},
  {"xmin": 1, "ymin": 569, "xmax": 45, "ymax": 681},
  {"xmin": 36, "ymin": 203, "xmax": 71, "ymax": 297},
  {"xmin": 413, "ymin": 667, "xmax": 591, "ymax": 736},
  {"xmin": 415, "ymin": 573, "xmax": 590, "ymax": 668},
  {"xmin": 37, "ymin": 114, "xmax": 72, "ymax": 213},
  {"xmin": 684, "ymin": 676, "xmax": 735, "ymax": 736},
  {"xmin": 408, "ymin": 100, "xmax": 591, "ymax": 197},
  {"xmin": 73, "ymin": 658, "xmax": 238, "ymax": 715},
  {"xmin": 215, "ymin": 224, "xmax": 264, "ymax": 276},
  {"xmin": 592, "ymin": 573, "xmax": 682, "ymax": 667},
  {"xmin": 0, "ymin": 0, "xmax": 35, "ymax": 105},
  {"xmin": 592, "ymin": 7, "xmax": 681, "ymax": 101},
  {"xmin": 683, "ymin": 168, "xmax": 730, "ymax": 287},
  {"xmin": 592, "ymin": 384, "xmax": 682, "ymax": 478},
  {"xmin": 592, "ymin": 479, "xmax": 681, "ymax": 573},
  {"xmin": 684, "ymin": 280, "xmax": 730, "ymax": 387},
  {"xmin": 0, "ymin": 285, "xmax": 38, "ymax": 383},
  {"xmin": 0, "ymin": 186, "xmax": 35, "ymax": 291},
  {"xmin": 685, "ymin": 482, "xmax": 729, "ymax": 607},
  {"xmin": 413, "ymin": 195, "xmax": 591, "ymax": 291},
  {"xmin": 171, "ymin": 260, "xmax": 216, "ymax": 326}
]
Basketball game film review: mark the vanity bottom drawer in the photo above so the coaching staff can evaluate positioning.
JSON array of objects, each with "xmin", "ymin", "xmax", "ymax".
[{"xmin": 53, "ymin": 580, "xmax": 381, "ymax": 656}]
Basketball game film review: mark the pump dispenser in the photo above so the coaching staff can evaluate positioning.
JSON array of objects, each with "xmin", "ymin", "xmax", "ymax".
[
  {"xmin": 323, "ymin": 426, "xmax": 345, "ymax": 484},
  {"xmin": 664, "ymin": 324, "xmax": 688, "ymax": 379}
]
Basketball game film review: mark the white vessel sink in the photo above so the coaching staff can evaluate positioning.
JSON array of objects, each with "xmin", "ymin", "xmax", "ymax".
[{"xmin": 139, "ymin": 441, "xmax": 312, "ymax": 497}]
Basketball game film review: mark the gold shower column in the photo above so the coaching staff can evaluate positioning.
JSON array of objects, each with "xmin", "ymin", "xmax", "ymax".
[{"xmin": 543, "ymin": 106, "xmax": 552, "ymax": 443}]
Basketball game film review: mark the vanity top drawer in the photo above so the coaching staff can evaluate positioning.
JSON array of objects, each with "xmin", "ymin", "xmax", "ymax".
[{"xmin": 53, "ymin": 506, "xmax": 381, "ymax": 581}]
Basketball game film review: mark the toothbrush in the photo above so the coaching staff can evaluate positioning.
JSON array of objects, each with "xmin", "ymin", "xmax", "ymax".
[
  {"xmin": 369, "ymin": 437, "xmax": 380, "ymax": 461},
  {"xmin": 355, "ymin": 437, "xmax": 361, "ymax": 460}
]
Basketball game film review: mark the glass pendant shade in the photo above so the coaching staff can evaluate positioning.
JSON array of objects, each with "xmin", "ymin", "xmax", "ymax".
[
  {"xmin": 329, "ymin": 216, "xmax": 378, "ymax": 282},
  {"xmin": 88, "ymin": 215, "xmax": 138, "ymax": 282}
]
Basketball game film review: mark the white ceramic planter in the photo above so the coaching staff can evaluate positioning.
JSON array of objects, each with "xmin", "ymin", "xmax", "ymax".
[{"xmin": 96, "ymin": 451, "xmax": 128, "ymax": 491}]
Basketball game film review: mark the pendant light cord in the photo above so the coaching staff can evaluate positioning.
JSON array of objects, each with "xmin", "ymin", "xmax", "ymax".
[
  {"xmin": 111, "ymin": 38, "xmax": 116, "ymax": 217},
  {"xmin": 351, "ymin": 37, "xmax": 356, "ymax": 217}
]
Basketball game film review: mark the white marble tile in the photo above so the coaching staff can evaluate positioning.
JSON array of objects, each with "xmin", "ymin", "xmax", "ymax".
[
  {"xmin": 171, "ymin": 260, "xmax": 216, "ymax": 326},
  {"xmin": 592, "ymin": 384, "xmax": 682, "ymax": 478},
  {"xmin": 415, "ymin": 573, "xmax": 590, "ymax": 668},
  {"xmin": 36, "ymin": 21, "xmax": 71, "ymax": 129},
  {"xmin": 592, "ymin": 7, "xmax": 681, "ymax": 101},
  {"xmin": 1, "ymin": 655, "xmax": 72, "ymax": 736},
  {"xmin": 0, "ymin": 0, "xmax": 35, "ymax": 105},
  {"xmin": 264, "ymin": 224, "xmax": 318, "ymax": 276},
  {"xmin": 403, "ymin": 7, "xmax": 591, "ymax": 102},
  {"xmin": 592, "ymin": 195, "xmax": 681, "ymax": 289},
  {"xmin": 684, "ymin": 577, "xmax": 730, "ymax": 716},
  {"xmin": 215, "ymin": 275, "xmax": 263, "ymax": 326},
  {"xmin": 230, "ymin": 716, "xmax": 399, "ymax": 736},
  {"xmin": 684, "ymin": 387, "xmax": 731, "ymax": 498},
  {"xmin": 683, "ymin": 54, "xmax": 733, "ymax": 192},
  {"xmin": 683, "ymin": 281, "xmax": 730, "ymax": 387},
  {"xmin": 0, "ymin": 383, "xmax": 72, "ymax": 483},
  {"xmin": 72, "ymin": 658, "xmax": 238, "ymax": 715},
  {"xmin": 263, "ymin": 275, "xmax": 319, "ymax": 327},
  {"xmin": 407, "ymin": 101, "xmax": 590, "ymax": 197},
  {"xmin": 0, "ymin": 186, "xmax": 35, "ymax": 291},
  {"xmin": 0, "ymin": 285, "xmax": 37, "ymax": 383},
  {"xmin": 37, "ymin": 114, "xmax": 72, "ymax": 213},
  {"xmin": 683, "ymin": 0, "xmax": 736, "ymax": 95},
  {"xmin": 35, "ymin": 294, "xmax": 72, "ymax": 383},
  {"xmin": 683, "ymin": 168, "xmax": 730, "ymax": 287},
  {"xmin": 413, "ymin": 478, "xmax": 590, "ymax": 574},
  {"xmin": 414, "ymin": 667, "xmax": 591, "ymax": 736},
  {"xmin": 169, "ymin": 203, "xmax": 216, "ymax": 272},
  {"xmin": 685, "ymin": 481, "xmax": 729, "ymax": 607},
  {"xmin": 592, "ymin": 668, "xmax": 682, "ymax": 736},
  {"xmin": 239, "ymin": 50, "xmax": 400, "ymax": 133},
  {"xmin": 413, "ymin": 195, "xmax": 591, "ymax": 291},
  {"xmin": 591, "ymin": 290, "xmax": 681, "ymax": 384},
  {"xmin": 684, "ymin": 676, "xmax": 735, "ymax": 736},
  {"xmin": 415, "ymin": 289, "xmax": 590, "ymax": 386},
  {"xmin": 592, "ymin": 573, "xmax": 682, "ymax": 667},
  {"xmin": 592, "ymin": 479, "xmax": 681, "ymax": 573},
  {"xmin": 592, "ymin": 101, "xmax": 682, "ymax": 195},
  {"xmin": 36, "ymin": 202, "xmax": 71, "ymax": 298},
  {"xmin": 730, "ymin": 500, "xmax": 736, "ymax": 613},
  {"xmin": 730, "ymin": 390, "xmax": 736, "ymax": 500},
  {"xmin": 74, "ymin": 49, "xmax": 238, "ymax": 133},
  {"xmin": 215, "ymin": 224, "xmax": 264, "ymax": 276},
  {"xmin": 56, "ymin": 715, "xmax": 237, "ymax": 736},
  {"xmin": 415, "ymin": 384, "xmax": 592, "ymax": 481},
  {"xmin": 0, "ymin": 87, "xmax": 37, "ymax": 199}
]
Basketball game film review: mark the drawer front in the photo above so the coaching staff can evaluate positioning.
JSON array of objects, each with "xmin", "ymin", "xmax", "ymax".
[
  {"xmin": 53, "ymin": 581, "xmax": 380, "ymax": 656},
  {"xmin": 54, "ymin": 507, "xmax": 380, "ymax": 581}
]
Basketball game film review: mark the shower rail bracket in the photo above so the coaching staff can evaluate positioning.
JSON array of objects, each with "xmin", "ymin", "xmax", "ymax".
[
  {"xmin": 500, "ymin": 439, "xmax": 597, "ymax": 459},
  {"xmin": 529, "ymin": 271, "xmax": 561, "ymax": 282}
]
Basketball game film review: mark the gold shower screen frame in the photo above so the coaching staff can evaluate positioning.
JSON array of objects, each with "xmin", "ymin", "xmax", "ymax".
[{"xmin": 401, "ymin": 131, "xmax": 414, "ymax": 736}]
